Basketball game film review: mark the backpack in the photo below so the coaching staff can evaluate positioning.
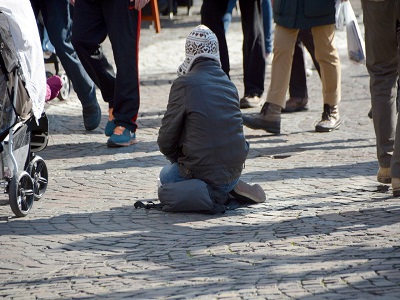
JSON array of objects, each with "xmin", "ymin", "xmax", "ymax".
[{"xmin": 134, "ymin": 179, "xmax": 230, "ymax": 215}]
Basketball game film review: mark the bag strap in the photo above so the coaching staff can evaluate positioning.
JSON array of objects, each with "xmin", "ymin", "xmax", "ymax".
[
  {"xmin": 134, "ymin": 201, "xmax": 164, "ymax": 210},
  {"xmin": 134, "ymin": 197, "xmax": 245, "ymax": 214}
]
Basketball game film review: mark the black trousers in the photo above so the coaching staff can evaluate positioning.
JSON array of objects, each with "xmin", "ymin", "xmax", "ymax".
[
  {"xmin": 71, "ymin": 0, "xmax": 140, "ymax": 131},
  {"xmin": 289, "ymin": 29, "xmax": 321, "ymax": 99},
  {"xmin": 200, "ymin": 1, "xmax": 229, "ymax": 75},
  {"xmin": 201, "ymin": 0, "xmax": 265, "ymax": 97}
]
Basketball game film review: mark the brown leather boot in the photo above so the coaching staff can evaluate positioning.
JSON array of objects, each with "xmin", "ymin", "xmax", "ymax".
[
  {"xmin": 377, "ymin": 167, "xmax": 391, "ymax": 184},
  {"xmin": 282, "ymin": 97, "xmax": 309, "ymax": 113},
  {"xmin": 242, "ymin": 102, "xmax": 281, "ymax": 134}
]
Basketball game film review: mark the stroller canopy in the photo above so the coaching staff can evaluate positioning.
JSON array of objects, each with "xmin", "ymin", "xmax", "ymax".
[{"xmin": 0, "ymin": 0, "xmax": 46, "ymax": 121}]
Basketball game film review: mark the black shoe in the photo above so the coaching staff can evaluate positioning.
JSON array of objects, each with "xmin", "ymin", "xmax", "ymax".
[
  {"xmin": 82, "ymin": 102, "xmax": 101, "ymax": 131},
  {"xmin": 315, "ymin": 104, "xmax": 341, "ymax": 132},
  {"xmin": 242, "ymin": 102, "xmax": 281, "ymax": 134}
]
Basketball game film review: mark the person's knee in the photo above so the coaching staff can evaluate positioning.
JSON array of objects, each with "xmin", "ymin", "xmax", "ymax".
[
  {"xmin": 159, "ymin": 163, "xmax": 181, "ymax": 185},
  {"xmin": 71, "ymin": 33, "xmax": 84, "ymax": 52},
  {"xmin": 71, "ymin": 36, "xmax": 95, "ymax": 59},
  {"xmin": 314, "ymin": 45, "xmax": 339, "ymax": 66}
]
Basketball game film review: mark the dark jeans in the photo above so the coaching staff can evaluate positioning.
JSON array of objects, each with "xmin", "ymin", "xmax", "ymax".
[
  {"xmin": 30, "ymin": 0, "xmax": 97, "ymax": 108},
  {"xmin": 289, "ymin": 29, "xmax": 321, "ymax": 99},
  {"xmin": 71, "ymin": 0, "xmax": 140, "ymax": 132},
  {"xmin": 202, "ymin": 0, "xmax": 265, "ymax": 97},
  {"xmin": 262, "ymin": 0, "xmax": 272, "ymax": 54}
]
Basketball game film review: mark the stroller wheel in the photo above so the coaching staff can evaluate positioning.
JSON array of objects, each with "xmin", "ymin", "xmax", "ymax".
[
  {"xmin": 27, "ymin": 155, "xmax": 48, "ymax": 201},
  {"xmin": 57, "ymin": 72, "xmax": 71, "ymax": 101},
  {"xmin": 9, "ymin": 171, "xmax": 35, "ymax": 217}
]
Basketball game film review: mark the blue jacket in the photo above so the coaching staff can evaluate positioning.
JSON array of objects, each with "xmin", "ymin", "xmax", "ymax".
[{"xmin": 273, "ymin": 0, "xmax": 336, "ymax": 29}]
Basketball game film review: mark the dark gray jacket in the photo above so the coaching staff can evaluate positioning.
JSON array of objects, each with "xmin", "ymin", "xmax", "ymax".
[
  {"xmin": 273, "ymin": 0, "xmax": 336, "ymax": 29},
  {"xmin": 157, "ymin": 59, "xmax": 249, "ymax": 186}
]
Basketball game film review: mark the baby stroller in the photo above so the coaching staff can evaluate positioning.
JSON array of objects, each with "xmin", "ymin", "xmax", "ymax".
[{"xmin": 0, "ymin": 4, "xmax": 49, "ymax": 217}]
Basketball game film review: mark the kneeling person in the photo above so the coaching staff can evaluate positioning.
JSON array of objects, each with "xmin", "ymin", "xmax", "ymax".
[{"xmin": 157, "ymin": 25, "xmax": 266, "ymax": 205}]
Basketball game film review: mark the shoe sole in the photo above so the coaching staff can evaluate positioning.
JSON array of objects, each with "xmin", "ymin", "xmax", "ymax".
[
  {"xmin": 377, "ymin": 176, "xmax": 391, "ymax": 184},
  {"xmin": 242, "ymin": 115, "xmax": 281, "ymax": 134},
  {"xmin": 231, "ymin": 182, "xmax": 266, "ymax": 203},
  {"xmin": 282, "ymin": 106, "xmax": 309, "ymax": 113},
  {"xmin": 245, "ymin": 123, "xmax": 280, "ymax": 134},
  {"xmin": 107, "ymin": 138, "xmax": 138, "ymax": 148}
]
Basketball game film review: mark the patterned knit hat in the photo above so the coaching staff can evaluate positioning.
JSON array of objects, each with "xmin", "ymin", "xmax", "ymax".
[{"xmin": 177, "ymin": 25, "xmax": 221, "ymax": 76}]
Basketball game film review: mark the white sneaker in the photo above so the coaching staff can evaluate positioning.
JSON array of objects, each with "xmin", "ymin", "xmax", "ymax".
[
  {"xmin": 240, "ymin": 95, "xmax": 263, "ymax": 109},
  {"xmin": 265, "ymin": 53, "xmax": 273, "ymax": 65}
]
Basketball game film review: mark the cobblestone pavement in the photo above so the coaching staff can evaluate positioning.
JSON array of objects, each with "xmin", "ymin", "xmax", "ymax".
[{"xmin": 1, "ymin": 1, "xmax": 400, "ymax": 299}]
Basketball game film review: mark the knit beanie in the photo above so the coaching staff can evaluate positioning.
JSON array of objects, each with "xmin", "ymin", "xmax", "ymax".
[{"xmin": 177, "ymin": 25, "xmax": 221, "ymax": 76}]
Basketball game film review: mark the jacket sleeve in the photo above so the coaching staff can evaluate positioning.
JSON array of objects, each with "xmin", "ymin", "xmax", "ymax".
[{"xmin": 157, "ymin": 81, "xmax": 186, "ymax": 163}]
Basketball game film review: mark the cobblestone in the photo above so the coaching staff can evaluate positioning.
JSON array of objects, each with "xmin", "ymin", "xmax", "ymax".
[{"xmin": 1, "ymin": 1, "xmax": 399, "ymax": 299}]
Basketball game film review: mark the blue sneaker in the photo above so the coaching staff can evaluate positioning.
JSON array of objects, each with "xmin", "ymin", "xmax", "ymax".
[
  {"xmin": 107, "ymin": 126, "xmax": 137, "ymax": 147},
  {"xmin": 105, "ymin": 120, "xmax": 116, "ymax": 136},
  {"xmin": 82, "ymin": 102, "xmax": 101, "ymax": 131},
  {"xmin": 105, "ymin": 108, "xmax": 116, "ymax": 136}
]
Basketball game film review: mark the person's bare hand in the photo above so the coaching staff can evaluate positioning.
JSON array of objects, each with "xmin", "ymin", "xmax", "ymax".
[
  {"xmin": 130, "ymin": 0, "xmax": 150, "ymax": 10},
  {"xmin": 69, "ymin": 0, "xmax": 75, "ymax": 5}
]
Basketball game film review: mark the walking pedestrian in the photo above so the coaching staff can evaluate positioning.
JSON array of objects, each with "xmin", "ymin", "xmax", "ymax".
[
  {"xmin": 70, "ymin": 0, "xmax": 149, "ymax": 147},
  {"xmin": 223, "ymin": 0, "xmax": 273, "ymax": 61},
  {"xmin": 362, "ymin": 0, "xmax": 400, "ymax": 196},
  {"xmin": 243, "ymin": 0, "xmax": 343, "ymax": 134},
  {"xmin": 30, "ymin": 0, "xmax": 101, "ymax": 131},
  {"xmin": 201, "ymin": 0, "xmax": 266, "ymax": 109}
]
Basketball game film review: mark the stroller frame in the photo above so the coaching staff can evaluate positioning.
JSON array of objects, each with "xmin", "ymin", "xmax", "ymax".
[
  {"xmin": 1, "ymin": 68, "xmax": 49, "ymax": 218},
  {"xmin": 0, "ymin": 10, "xmax": 49, "ymax": 217}
]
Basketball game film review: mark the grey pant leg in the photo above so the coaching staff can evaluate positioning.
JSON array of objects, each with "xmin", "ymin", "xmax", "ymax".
[
  {"xmin": 362, "ymin": 0, "xmax": 399, "ymax": 175},
  {"xmin": 393, "ymin": 17, "xmax": 400, "ymax": 177}
]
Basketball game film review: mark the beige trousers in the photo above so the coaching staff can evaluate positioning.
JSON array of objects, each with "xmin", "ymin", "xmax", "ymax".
[{"xmin": 267, "ymin": 24, "xmax": 341, "ymax": 108}]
